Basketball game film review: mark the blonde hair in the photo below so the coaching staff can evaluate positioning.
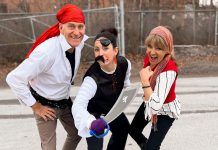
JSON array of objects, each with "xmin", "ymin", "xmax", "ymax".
[
  {"xmin": 145, "ymin": 34, "xmax": 177, "ymax": 65},
  {"xmin": 145, "ymin": 34, "xmax": 169, "ymax": 52}
]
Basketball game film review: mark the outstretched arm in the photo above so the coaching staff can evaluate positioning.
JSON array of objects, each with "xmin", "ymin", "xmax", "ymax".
[{"xmin": 72, "ymin": 76, "xmax": 97, "ymax": 137}]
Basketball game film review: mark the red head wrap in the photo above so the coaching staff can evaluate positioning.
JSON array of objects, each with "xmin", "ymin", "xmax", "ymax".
[
  {"xmin": 26, "ymin": 4, "xmax": 85, "ymax": 58},
  {"xmin": 149, "ymin": 26, "xmax": 173, "ymax": 54}
]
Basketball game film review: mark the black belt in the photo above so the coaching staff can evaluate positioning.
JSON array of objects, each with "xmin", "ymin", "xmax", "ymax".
[{"xmin": 30, "ymin": 87, "xmax": 72, "ymax": 109}]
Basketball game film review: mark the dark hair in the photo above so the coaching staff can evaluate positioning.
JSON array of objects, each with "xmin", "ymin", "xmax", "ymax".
[
  {"xmin": 94, "ymin": 28, "xmax": 118, "ymax": 48},
  {"xmin": 100, "ymin": 28, "xmax": 118, "ymax": 38}
]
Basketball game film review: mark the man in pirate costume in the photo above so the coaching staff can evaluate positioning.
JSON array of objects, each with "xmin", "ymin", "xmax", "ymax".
[
  {"xmin": 129, "ymin": 26, "xmax": 181, "ymax": 150},
  {"xmin": 72, "ymin": 28, "xmax": 131, "ymax": 150},
  {"xmin": 6, "ymin": 4, "xmax": 88, "ymax": 150}
]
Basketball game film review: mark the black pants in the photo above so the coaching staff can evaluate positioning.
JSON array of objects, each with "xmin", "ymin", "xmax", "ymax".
[
  {"xmin": 129, "ymin": 102, "xmax": 175, "ymax": 150},
  {"xmin": 86, "ymin": 113, "xmax": 130, "ymax": 150}
]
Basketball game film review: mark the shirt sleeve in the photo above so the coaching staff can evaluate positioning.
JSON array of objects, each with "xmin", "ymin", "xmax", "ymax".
[
  {"xmin": 6, "ymin": 49, "xmax": 49, "ymax": 106},
  {"xmin": 124, "ymin": 59, "xmax": 131, "ymax": 88},
  {"xmin": 144, "ymin": 71, "xmax": 177, "ymax": 119},
  {"xmin": 71, "ymin": 76, "xmax": 97, "ymax": 137}
]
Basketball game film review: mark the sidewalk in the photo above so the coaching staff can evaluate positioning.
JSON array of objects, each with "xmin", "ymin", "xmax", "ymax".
[{"xmin": 0, "ymin": 76, "xmax": 218, "ymax": 150}]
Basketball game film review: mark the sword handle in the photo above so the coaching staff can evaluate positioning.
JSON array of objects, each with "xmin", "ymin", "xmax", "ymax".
[{"xmin": 89, "ymin": 123, "xmax": 110, "ymax": 138}]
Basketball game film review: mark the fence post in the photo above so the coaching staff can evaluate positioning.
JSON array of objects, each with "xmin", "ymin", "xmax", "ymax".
[
  {"xmin": 215, "ymin": 8, "xmax": 218, "ymax": 45},
  {"xmin": 120, "ymin": 0, "xmax": 125, "ymax": 56},
  {"xmin": 140, "ymin": 13, "xmax": 144, "ymax": 54},
  {"xmin": 30, "ymin": 18, "xmax": 36, "ymax": 42}
]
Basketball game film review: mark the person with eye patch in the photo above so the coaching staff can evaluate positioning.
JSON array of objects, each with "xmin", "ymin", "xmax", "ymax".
[{"xmin": 72, "ymin": 28, "xmax": 132, "ymax": 150}]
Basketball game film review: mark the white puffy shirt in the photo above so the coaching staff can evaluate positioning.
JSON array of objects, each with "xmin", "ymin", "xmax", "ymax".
[
  {"xmin": 72, "ymin": 60, "xmax": 131, "ymax": 137},
  {"xmin": 6, "ymin": 34, "xmax": 88, "ymax": 106}
]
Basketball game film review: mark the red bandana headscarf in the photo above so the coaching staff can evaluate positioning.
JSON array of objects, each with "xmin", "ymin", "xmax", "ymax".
[
  {"xmin": 26, "ymin": 4, "xmax": 85, "ymax": 58},
  {"xmin": 144, "ymin": 26, "xmax": 174, "ymax": 90}
]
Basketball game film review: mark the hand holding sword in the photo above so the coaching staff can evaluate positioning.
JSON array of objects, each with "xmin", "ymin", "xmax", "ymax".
[
  {"xmin": 89, "ymin": 85, "xmax": 140, "ymax": 138},
  {"xmin": 89, "ymin": 118, "xmax": 110, "ymax": 138}
]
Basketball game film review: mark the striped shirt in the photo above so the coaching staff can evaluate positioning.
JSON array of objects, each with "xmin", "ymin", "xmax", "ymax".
[{"xmin": 144, "ymin": 71, "xmax": 181, "ymax": 120}]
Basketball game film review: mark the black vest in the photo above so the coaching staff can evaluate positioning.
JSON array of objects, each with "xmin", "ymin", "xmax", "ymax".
[{"xmin": 84, "ymin": 56, "xmax": 128, "ymax": 118}]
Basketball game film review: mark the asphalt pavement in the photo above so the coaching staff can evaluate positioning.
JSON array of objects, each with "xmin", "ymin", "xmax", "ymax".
[{"xmin": 0, "ymin": 76, "xmax": 218, "ymax": 150}]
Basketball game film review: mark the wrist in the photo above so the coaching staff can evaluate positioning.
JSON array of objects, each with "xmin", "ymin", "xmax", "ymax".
[
  {"xmin": 87, "ymin": 115, "xmax": 96, "ymax": 129},
  {"xmin": 142, "ymin": 84, "xmax": 151, "ymax": 89},
  {"xmin": 31, "ymin": 102, "xmax": 41, "ymax": 110}
]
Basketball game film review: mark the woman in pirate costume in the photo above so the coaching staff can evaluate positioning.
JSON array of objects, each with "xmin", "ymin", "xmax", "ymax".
[
  {"xmin": 72, "ymin": 28, "xmax": 131, "ymax": 150},
  {"xmin": 129, "ymin": 26, "xmax": 181, "ymax": 150}
]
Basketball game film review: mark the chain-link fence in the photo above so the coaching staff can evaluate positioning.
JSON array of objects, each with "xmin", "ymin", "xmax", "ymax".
[
  {"xmin": 0, "ymin": 5, "xmax": 124, "ymax": 62},
  {"xmin": 126, "ymin": 8, "xmax": 218, "ymax": 54},
  {"xmin": 1, "ymin": 1, "xmax": 218, "ymax": 62}
]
